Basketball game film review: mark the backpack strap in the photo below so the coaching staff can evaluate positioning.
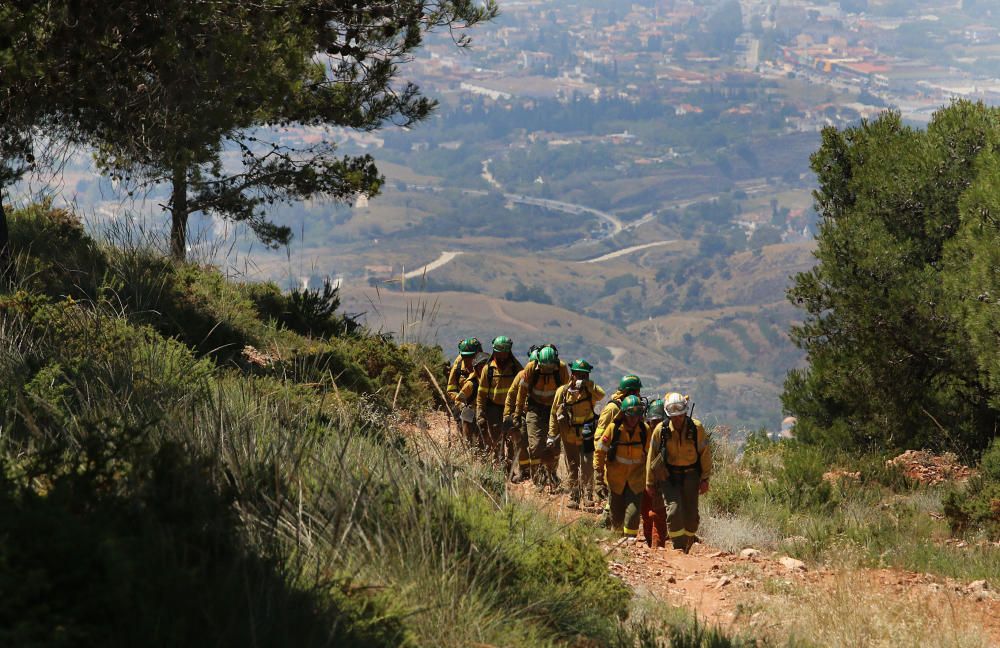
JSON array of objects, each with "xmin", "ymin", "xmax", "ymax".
[{"xmin": 661, "ymin": 416, "xmax": 704, "ymax": 473}]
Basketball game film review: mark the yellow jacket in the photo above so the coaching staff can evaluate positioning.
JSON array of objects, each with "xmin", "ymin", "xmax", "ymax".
[
  {"xmin": 595, "ymin": 390, "xmax": 629, "ymax": 440},
  {"xmin": 455, "ymin": 372, "xmax": 479, "ymax": 405},
  {"xmin": 446, "ymin": 354, "xmax": 476, "ymax": 404},
  {"xmin": 594, "ymin": 417, "xmax": 651, "ymax": 495},
  {"xmin": 645, "ymin": 417, "xmax": 712, "ymax": 489},
  {"xmin": 512, "ymin": 360, "xmax": 571, "ymax": 414},
  {"xmin": 503, "ymin": 367, "xmax": 527, "ymax": 420},
  {"xmin": 548, "ymin": 381, "xmax": 606, "ymax": 445},
  {"xmin": 476, "ymin": 356, "xmax": 523, "ymax": 411}
]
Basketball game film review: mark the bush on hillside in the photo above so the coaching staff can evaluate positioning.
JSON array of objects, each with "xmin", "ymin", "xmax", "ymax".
[
  {"xmin": 944, "ymin": 438, "xmax": 1000, "ymax": 539},
  {"xmin": 6, "ymin": 201, "xmax": 106, "ymax": 298},
  {"xmin": 245, "ymin": 278, "xmax": 361, "ymax": 339}
]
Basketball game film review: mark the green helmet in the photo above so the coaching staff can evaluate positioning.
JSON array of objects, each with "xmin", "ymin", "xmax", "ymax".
[
  {"xmin": 492, "ymin": 335, "xmax": 513, "ymax": 353},
  {"xmin": 621, "ymin": 394, "xmax": 644, "ymax": 417},
  {"xmin": 619, "ymin": 375, "xmax": 642, "ymax": 392},
  {"xmin": 528, "ymin": 349, "xmax": 539, "ymax": 363},
  {"xmin": 646, "ymin": 399, "xmax": 665, "ymax": 422},
  {"xmin": 458, "ymin": 337, "xmax": 482, "ymax": 357},
  {"xmin": 570, "ymin": 359, "xmax": 593, "ymax": 374},
  {"xmin": 537, "ymin": 346, "xmax": 558, "ymax": 366}
]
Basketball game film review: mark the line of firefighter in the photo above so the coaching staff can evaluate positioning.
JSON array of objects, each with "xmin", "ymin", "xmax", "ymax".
[{"xmin": 446, "ymin": 337, "xmax": 712, "ymax": 552}]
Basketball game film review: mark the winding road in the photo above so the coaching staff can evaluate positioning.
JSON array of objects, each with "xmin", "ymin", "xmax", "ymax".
[
  {"xmin": 580, "ymin": 240, "xmax": 677, "ymax": 264},
  {"xmin": 402, "ymin": 251, "xmax": 463, "ymax": 280}
]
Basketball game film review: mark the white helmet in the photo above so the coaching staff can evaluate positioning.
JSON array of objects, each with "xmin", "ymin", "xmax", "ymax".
[{"xmin": 664, "ymin": 392, "xmax": 689, "ymax": 417}]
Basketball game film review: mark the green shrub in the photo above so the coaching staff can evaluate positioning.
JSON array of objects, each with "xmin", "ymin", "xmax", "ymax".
[
  {"xmin": 767, "ymin": 442, "xmax": 834, "ymax": 512},
  {"xmin": 6, "ymin": 202, "xmax": 106, "ymax": 298},
  {"xmin": 246, "ymin": 278, "xmax": 360, "ymax": 339},
  {"xmin": 944, "ymin": 438, "xmax": 1000, "ymax": 539}
]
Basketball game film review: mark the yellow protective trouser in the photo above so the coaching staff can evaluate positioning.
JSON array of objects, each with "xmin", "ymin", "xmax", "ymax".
[
  {"xmin": 525, "ymin": 404, "xmax": 550, "ymax": 472},
  {"xmin": 610, "ymin": 484, "xmax": 641, "ymax": 537},
  {"xmin": 480, "ymin": 401, "xmax": 505, "ymax": 466},
  {"xmin": 562, "ymin": 442, "xmax": 593, "ymax": 500},
  {"xmin": 659, "ymin": 471, "xmax": 701, "ymax": 550}
]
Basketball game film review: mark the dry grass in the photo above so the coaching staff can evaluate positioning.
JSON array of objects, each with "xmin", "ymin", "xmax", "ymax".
[
  {"xmin": 751, "ymin": 572, "xmax": 989, "ymax": 648},
  {"xmin": 700, "ymin": 511, "xmax": 782, "ymax": 553}
]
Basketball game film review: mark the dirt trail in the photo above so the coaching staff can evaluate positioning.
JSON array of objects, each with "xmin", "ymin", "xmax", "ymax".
[
  {"xmin": 490, "ymin": 300, "xmax": 539, "ymax": 332},
  {"xmin": 407, "ymin": 412, "xmax": 1000, "ymax": 645}
]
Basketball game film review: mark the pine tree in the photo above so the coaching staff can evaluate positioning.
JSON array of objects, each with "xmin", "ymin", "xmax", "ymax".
[{"xmin": 784, "ymin": 102, "xmax": 999, "ymax": 455}]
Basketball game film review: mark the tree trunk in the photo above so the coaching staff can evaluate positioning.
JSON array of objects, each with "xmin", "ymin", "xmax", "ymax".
[{"xmin": 169, "ymin": 166, "xmax": 188, "ymax": 262}]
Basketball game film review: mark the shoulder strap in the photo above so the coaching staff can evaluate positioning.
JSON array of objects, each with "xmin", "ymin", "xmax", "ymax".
[
  {"xmin": 530, "ymin": 362, "xmax": 546, "ymax": 391},
  {"xmin": 610, "ymin": 419, "xmax": 623, "ymax": 449},
  {"xmin": 692, "ymin": 417, "xmax": 706, "ymax": 456},
  {"xmin": 486, "ymin": 363, "xmax": 495, "ymax": 386}
]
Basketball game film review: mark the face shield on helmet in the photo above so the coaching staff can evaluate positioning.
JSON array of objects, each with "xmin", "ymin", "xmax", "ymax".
[
  {"xmin": 664, "ymin": 392, "xmax": 688, "ymax": 417},
  {"xmin": 621, "ymin": 395, "xmax": 644, "ymax": 418}
]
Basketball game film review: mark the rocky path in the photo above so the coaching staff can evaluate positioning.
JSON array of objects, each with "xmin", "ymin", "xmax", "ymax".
[{"xmin": 407, "ymin": 412, "xmax": 1000, "ymax": 646}]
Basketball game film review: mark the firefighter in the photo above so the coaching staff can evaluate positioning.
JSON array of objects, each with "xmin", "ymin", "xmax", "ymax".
[
  {"xmin": 447, "ymin": 337, "xmax": 483, "ymax": 446},
  {"xmin": 476, "ymin": 335, "xmax": 523, "ymax": 470},
  {"xmin": 455, "ymin": 351, "xmax": 491, "ymax": 447},
  {"xmin": 641, "ymin": 399, "xmax": 668, "ymax": 547},
  {"xmin": 595, "ymin": 375, "xmax": 643, "ymax": 440},
  {"xmin": 594, "ymin": 395, "xmax": 651, "ymax": 538},
  {"xmin": 547, "ymin": 359, "xmax": 605, "ymax": 509},
  {"xmin": 504, "ymin": 347, "xmax": 539, "ymax": 482},
  {"xmin": 509, "ymin": 344, "xmax": 570, "ymax": 489},
  {"xmin": 646, "ymin": 392, "xmax": 712, "ymax": 553}
]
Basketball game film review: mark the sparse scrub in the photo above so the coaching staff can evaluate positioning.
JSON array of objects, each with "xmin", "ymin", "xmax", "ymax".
[
  {"xmin": 755, "ymin": 572, "xmax": 989, "ymax": 648},
  {"xmin": 944, "ymin": 437, "xmax": 1000, "ymax": 539},
  {"xmin": 703, "ymin": 436, "xmax": 1000, "ymax": 583}
]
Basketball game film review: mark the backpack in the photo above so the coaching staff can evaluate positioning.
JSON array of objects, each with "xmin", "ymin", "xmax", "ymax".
[
  {"xmin": 486, "ymin": 355, "xmax": 523, "ymax": 388},
  {"xmin": 526, "ymin": 358, "xmax": 561, "ymax": 402},
  {"xmin": 607, "ymin": 419, "xmax": 647, "ymax": 463},
  {"xmin": 557, "ymin": 383, "xmax": 595, "ymax": 435},
  {"xmin": 659, "ymin": 416, "xmax": 706, "ymax": 472}
]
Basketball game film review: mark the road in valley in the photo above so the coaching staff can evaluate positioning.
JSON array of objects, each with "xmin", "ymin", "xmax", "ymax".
[
  {"xmin": 402, "ymin": 251, "xmax": 463, "ymax": 280},
  {"xmin": 580, "ymin": 240, "xmax": 677, "ymax": 264}
]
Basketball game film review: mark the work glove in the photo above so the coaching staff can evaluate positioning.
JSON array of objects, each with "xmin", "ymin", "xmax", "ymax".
[
  {"xmin": 476, "ymin": 417, "xmax": 488, "ymax": 433},
  {"xmin": 503, "ymin": 415, "xmax": 514, "ymax": 430},
  {"xmin": 698, "ymin": 479, "xmax": 710, "ymax": 495},
  {"xmin": 545, "ymin": 436, "xmax": 556, "ymax": 449},
  {"xmin": 515, "ymin": 415, "xmax": 525, "ymax": 430},
  {"xmin": 645, "ymin": 485, "xmax": 657, "ymax": 499}
]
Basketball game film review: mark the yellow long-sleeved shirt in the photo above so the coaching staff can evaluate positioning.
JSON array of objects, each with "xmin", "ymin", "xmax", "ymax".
[
  {"xmin": 504, "ymin": 367, "xmax": 528, "ymax": 420},
  {"xmin": 645, "ymin": 417, "xmax": 712, "ymax": 489},
  {"xmin": 594, "ymin": 417, "xmax": 650, "ymax": 495},
  {"xmin": 511, "ymin": 360, "xmax": 571, "ymax": 414},
  {"xmin": 595, "ymin": 390, "xmax": 629, "ymax": 441},
  {"xmin": 446, "ymin": 354, "xmax": 476, "ymax": 404},
  {"xmin": 476, "ymin": 356, "xmax": 523, "ymax": 411},
  {"xmin": 548, "ymin": 381, "xmax": 605, "ymax": 445}
]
